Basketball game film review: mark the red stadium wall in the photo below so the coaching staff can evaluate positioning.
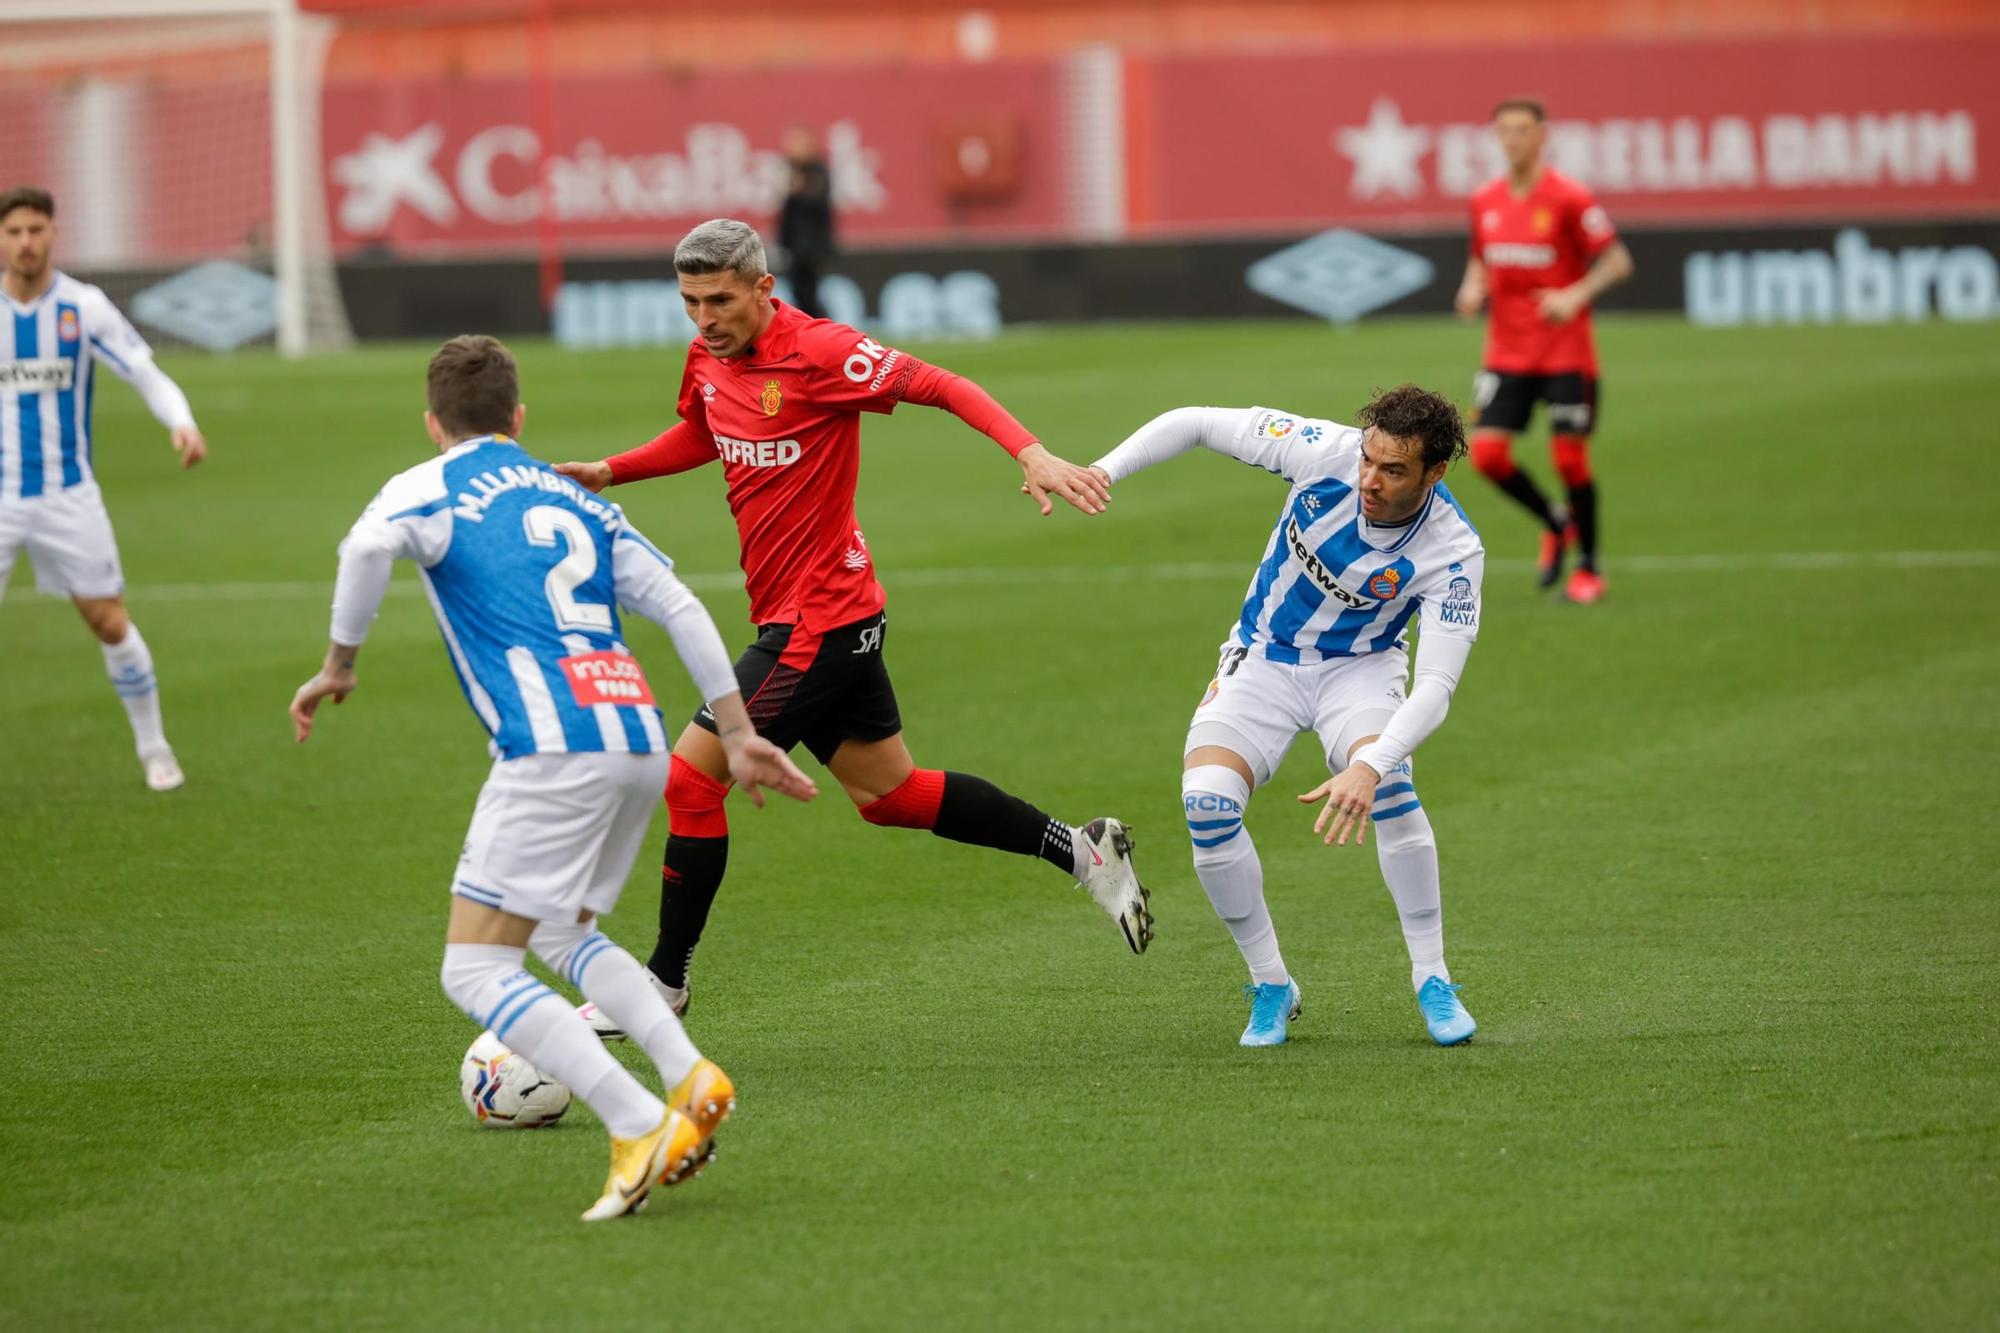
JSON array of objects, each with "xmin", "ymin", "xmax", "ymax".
[
  {"xmin": 312, "ymin": 29, "xmax": 2000, "ymax": 259},
  {"xmin": 8, "ymin": 6, "xmax": 1997, "ymax": 267},
  {"xmin": 303, "ymin": 0, "xmax": 2000, "ymax": 72}
]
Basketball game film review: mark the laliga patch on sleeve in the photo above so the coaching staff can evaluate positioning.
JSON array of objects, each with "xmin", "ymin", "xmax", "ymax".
[
  {"xmin": 1251, "ymin": 411, "xmax": 1299, "ymax": 441},
  {"xmin": 558, "ymin": 651, "xmax": 656, "ymax": 707}
]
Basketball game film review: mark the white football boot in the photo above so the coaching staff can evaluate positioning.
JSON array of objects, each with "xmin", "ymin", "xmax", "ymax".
[
  {"xmin": 1075, "ymin": 818, "xmax": 1153, "ymax": 953},
  {"xmin": 581, "ymin": 972, "xmax": 690, "ymax": 1043},
  {"xmin": 141, "ymin": 747, "xmax": 184, "ymax": 792}
]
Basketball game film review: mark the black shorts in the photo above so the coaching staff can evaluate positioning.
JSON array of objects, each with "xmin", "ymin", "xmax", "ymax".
[
  {"xmin": 692, "ymin": 611, "xmax": 901, "ymax": 765},
  {"xmin": 1472, "ymin": 369, "xmax": 1599, "ymax": 437}
]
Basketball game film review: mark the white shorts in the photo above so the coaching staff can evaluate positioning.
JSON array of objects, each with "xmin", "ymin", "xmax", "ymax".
[
  {"xmin": 1183, "ymin": 645, "xmax": 1410, "ymax": 787},
  {"xmin": 0, "ymin": 482, "xmax": 126, "ymax": 602},
  {"xmin": 452, "ymin": 750, "xmax": 671, "ymax": 923}
]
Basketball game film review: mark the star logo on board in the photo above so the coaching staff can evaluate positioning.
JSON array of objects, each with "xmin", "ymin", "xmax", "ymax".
[
  {"xmin": 1334, "ymin": 98, "xmax": 1432, "ymax": 200},
  {"xmin": 330, "ymin": 123, "xmax": 459, "ymax": 233}
]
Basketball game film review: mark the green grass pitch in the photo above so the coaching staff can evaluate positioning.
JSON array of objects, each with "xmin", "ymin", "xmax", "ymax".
[{"xmin": 3, "ymin": 315, "xmax": 1997, "ymax": 1330}]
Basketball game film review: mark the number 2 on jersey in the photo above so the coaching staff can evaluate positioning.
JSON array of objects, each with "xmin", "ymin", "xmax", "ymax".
[{"xmin": 522, "ymin": 505, "xmax": 613, "ymax": 633}]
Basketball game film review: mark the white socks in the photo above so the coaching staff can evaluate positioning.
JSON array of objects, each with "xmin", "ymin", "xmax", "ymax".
[
  {"xmin": 1184, "ymin": 758, "xmax": 1454, "ymax": 995},
  {"xmin": 532, "ymin": 920, "xmax": 701, "ymax": 1087},
  {"xmin": 440, "ymin": 943, "xmax": 663, "ymax": 1139},
  {"xmin": 101, "ymin": 623, "xmax": 167, "ymax": 757},
  {"xmin": 1184, "ymin": 764, "xmax": 1289, "ymax": 986},
  {"xmin": 1370, "ymin": 761, "xmax": 1449, "ymax": 991}
]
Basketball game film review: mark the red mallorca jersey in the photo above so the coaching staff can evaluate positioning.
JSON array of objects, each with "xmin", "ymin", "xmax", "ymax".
[
  {"xmin": 1468, "ymin": 167, "xmax": 1618, "ymax": 375},
  {"xmin": 676, "ymin": 299, "xmax": 914, "ymax": 633}
]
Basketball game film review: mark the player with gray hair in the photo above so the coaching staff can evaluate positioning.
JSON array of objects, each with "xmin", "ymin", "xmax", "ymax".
[
  {"xmin": 556, "ymin": 218, "xmax": 1151, "ymax": 1029},
  {"xmin": 672, "ymin": 217, "xmax": 769, "ymax": 280}
]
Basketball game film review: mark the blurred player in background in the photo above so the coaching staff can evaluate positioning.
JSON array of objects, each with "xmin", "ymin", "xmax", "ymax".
[
  {"xmin": 777, "ymin": 128, "xmax": 835, "ymax": 320},
  {"xmin": 1091, "ymin": 387, "xmax": 1481, "ymax": 1049},
  {"xmin": 557, "ymin": 218, "xmax": 1151, "ymax": 1025},
  {"xmin": 1, "ymin": 186, "xmax": 207, "ymax": 790},
  {"xmin": 288, "ymin": 336, "xmax": 816, "ymax": 1221},
  {"xmin": 1454, "ymin": 100, "xmax": 1632, "ymax": 604}
]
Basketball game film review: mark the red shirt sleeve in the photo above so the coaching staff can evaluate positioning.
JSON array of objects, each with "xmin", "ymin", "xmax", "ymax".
[
  {"xmin": 604, "ymin": 351, "xmax": 718, "ymax": 483},
  {"xmin": 795, "ymin": 320, "xmax": 918, "ymax": 415},
  {"xmin": 893, "ymin": 357, "xmax": 1038, "ymax": 457},
  {"xmin": 1570, "ymin": 183, "xmax": 1618, "ymax": 260},
  {"xmin": 1468, "ymin": 192, "xmax": 1486, "ymax": 262},
  {"xmin": 605, "ymin": 419, "xmax": 715, "ymax": 483},
  {"xmin": 792, "ymin": 319, "xmax": 1037, "ymax": 454}
]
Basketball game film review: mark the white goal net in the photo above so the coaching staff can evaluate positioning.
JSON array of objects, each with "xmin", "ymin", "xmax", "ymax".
[{"xmin": 0, "ymin": 0, "xmax": 351, "ymax": 356}]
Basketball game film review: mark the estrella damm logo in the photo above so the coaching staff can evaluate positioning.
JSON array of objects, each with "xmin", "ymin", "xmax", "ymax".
[
  {"xmin": 760, "ymin": 379, "xmax": 783, "ymax": 416},
  {"xmin": 1368, "ymin": 568, "xmax": 1402, "ymax": 599},
  {"xmin": 58, "ymin": 308, "xmax": 79, "ymax": 342}
]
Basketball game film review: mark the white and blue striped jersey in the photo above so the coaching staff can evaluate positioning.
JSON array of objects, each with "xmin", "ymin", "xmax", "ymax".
[
  {"xmin": 1, "ymin": 271, "xmax": 191, "ymax": 502},
  {"xmin": 1223, "ymin": 408, "xmax": 1483, "ymax": 664},
  {"xmin": 337, "ymin": 436, "xmax": 686, "ymax": 760}
]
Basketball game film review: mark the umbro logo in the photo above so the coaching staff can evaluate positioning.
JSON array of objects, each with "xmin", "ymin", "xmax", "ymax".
[{"xmin": 1245, "ymin": 229, "xmax": 1435, "ymax": 324}]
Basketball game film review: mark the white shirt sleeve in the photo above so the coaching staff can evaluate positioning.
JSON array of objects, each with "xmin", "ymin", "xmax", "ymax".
[
  {"xmin": 1349, "ymin": 553, "xmax": 1483, "ymax": 777},
  {"xmin": 610, "ymin": 521, "xmax": 740, "ymax": 704},
  {"xmin": 1093, "ymin": 406, "xmax": 1348, "ymax": 485},
  {"xmin": 80, "ymin": 287, "xmax": 196, "ymax": 433},
  {"xmin": 328, "ymin": 472, "xmax": 453, "ymax": 646}
]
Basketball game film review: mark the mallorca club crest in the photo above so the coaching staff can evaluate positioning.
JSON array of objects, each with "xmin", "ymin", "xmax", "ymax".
[
  {"xmin": 760, "ymin": 379, "xmax": 783, "ymax": 417},
  {"xmin": 1367, "ymin": 567, "xmax": 1403, "ymax": 600}
]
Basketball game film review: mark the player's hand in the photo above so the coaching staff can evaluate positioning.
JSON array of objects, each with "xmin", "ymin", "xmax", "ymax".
[
  {"xmin": 1534, "ymin": 285, "xmax": 1588, "ymax": 325},
  {"xmin": 289, "ymin": 667, "xmax": 358, "ymax": 743},
  {"xmin": 1453, "ymin": 281, "xmax": 1485, "ymax": 319},
  {"xmin": 553, "ymin": 460, "xmax": 614, "ymax": 493},
  {"xmin": 720, "ymin": 731, "xmax": 818, "ymax": 808},
  {"xmin": 1299, "ymin": 760, "xmax": 1382, "ymax": 847},
  {"xmin": 1016, "ymin": 442, "xmax": 1109, "ymax": 516},
  {"xmin": 172, "ymin": 425, "xmax": 207, "ymax": 470}
]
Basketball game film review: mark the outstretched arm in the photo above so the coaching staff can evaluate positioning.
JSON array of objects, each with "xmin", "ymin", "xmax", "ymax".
[
  {"xmin": 897, "ymin": 359, "xmax": 1109, "ymax": 516},
  {"xmin": 556, "ymin": 420, "xmax": 715, "ymax": 492},
  {"xmin": 612, "ymin": 529, "xmax": 817, "ymax": 807},
  {"xmin": 1298, "ymin": 635, "xmax": 1473, "ymax": 847},
  {"xmin": 1301, "ymin": 555, "xmax": 1483, "ymax": 845},
  {"xmin": 290, "ymin": 488, "xmax": 449, "ymax": 742},
  {"xmin": 289, "ymin": 527, "xmax": 398, "ymax": 742},
  {"xmin": 87, "ymin": 329, "xmax": 206, "ymax": 468},
  {"xmin": 1091, "ymin": 406, "xmax": 1320, "ymax": 487}
]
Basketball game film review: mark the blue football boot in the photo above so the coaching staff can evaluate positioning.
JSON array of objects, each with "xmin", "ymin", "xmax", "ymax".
[
  {"xmin": 1416, "ymin": 976, "xmax": 1476, "ymax": 1046},
  {"xmin": 1239, "ymin": 979, "xmax": 1302, "ymax": 1047}
]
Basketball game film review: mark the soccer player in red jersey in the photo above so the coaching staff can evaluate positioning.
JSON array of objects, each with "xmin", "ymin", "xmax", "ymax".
[
  {"xmin": 556, "ymin": 219, "xmax": 1152, "ymax": 1018},
  {"xmin": 1454, "ymin": 98, "xmax": 1633, "ymax": 604}
]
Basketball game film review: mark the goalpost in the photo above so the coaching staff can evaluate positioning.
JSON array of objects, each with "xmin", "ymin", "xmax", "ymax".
[{"xmin": 0, "ymin": 0, "xmax": 352, "ymax": 356}]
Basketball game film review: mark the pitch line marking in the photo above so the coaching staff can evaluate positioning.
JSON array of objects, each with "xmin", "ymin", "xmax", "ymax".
[{"xmin": 14, "ymin": 549, "xmax": 2000, "ymax": 605}]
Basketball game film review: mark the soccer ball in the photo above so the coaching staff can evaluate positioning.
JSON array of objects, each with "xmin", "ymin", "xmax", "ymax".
[{"xmin": 460, "ymin": 1030, "xmax": 572, "ymax": 1129}]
